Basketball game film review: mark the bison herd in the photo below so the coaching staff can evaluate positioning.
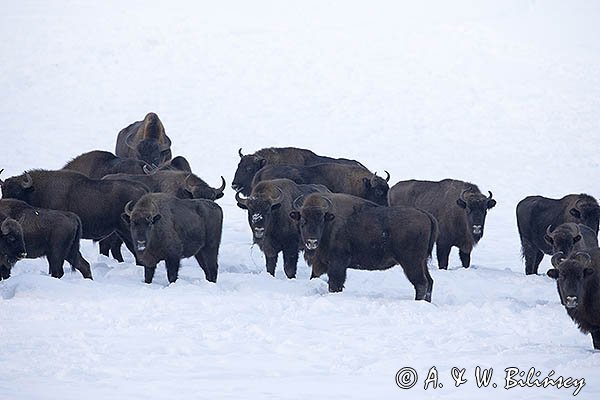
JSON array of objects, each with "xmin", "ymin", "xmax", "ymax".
[{"xmin": 0, "ymin": 112, "xmax": 599, "ymax": 350}]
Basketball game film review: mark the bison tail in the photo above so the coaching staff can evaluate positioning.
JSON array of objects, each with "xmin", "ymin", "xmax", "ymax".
[{"xmin": 426, "ymin": 211, "xmax": 439, "ymax": 259}]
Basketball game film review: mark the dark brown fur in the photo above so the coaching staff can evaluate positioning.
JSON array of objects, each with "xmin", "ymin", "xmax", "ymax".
[
  {"xmin": 63, "ymin": 150, "xmax": 148, "ymax": 179},
  {"xmin": 115, "ymin": 112, "xmax": 172, "ymax": 167}
]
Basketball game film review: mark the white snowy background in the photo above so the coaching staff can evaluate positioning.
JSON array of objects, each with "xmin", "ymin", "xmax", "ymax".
[{"xmin": 1, "ymin": 1, "xmax": 599, "ymax": 399}]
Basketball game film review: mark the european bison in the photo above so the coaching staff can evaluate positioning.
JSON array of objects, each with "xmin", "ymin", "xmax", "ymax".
[
  {"xmin": 547, "ymin": 249, "xmax": 600, "ymax": 349},
  {"xmin": 235, "ymin": 178, "xmax": 330, "ymax": 278},
  {"xmin": 544, "ymin": 223, "xmax": 598, "ymax": 257},
  {"xmin": 0, "ymin": 217, "xmax": 26, "ymax": 280},
  {"xmin": 290, "ymin": 193, "xmax": 437, "ymax": 301},
  {"xmin": 123, "ymin": 193, "xmax": 223, "ymax": 284},
  {"xmin": 252, "ymin": 164, "xmax": 390, "ymax": 205},
  {"xmin": 115, "ymin": 112, "xmax": 172, "ymax": 167},
  {"xmin": 388, "ymin": 179, "xmax": 496, "ymax": 270},
  {"xmin": 63, "ymin": 150, "xmax": 148, "ymax": 179},
  {"xmin": 517, "ymin": 194, "xmax": 600, "ymax": 275},
  {"xmin": 0, "ymin": 169, "xmax": 148, "ymax": 258},
  {"xmin": 232, "ymin": 147, "xmax": 366, "ymax": 195},
  {"xmin": 0, "ymin": 199, "xmax": 92, "ymax": 279},
  {"xmin": 104, "ymin": 171, "xmax": 226, "ymax": 201}
]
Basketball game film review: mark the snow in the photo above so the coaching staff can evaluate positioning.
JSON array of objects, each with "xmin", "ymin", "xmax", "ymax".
[{"xmin": 1, "ymin": 1, "xmax": 600, "ymax": 399}]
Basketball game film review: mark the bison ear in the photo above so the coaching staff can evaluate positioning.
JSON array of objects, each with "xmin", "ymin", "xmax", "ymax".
[
  {"xmin": 584, "ymin": 267, "xmax": 595, "ymax": 277},
  {"xmin": 236, "ymin": 202, "xmax": 248, "ymax": 210},
  {"xmin": 271, "ymin": 203, "xmax": 282, "ymax": 211},
  {"xmin": 487, "ymin": 199, "xmax": 497, "ymax": 209},
  {"xmin": 547, "ymin": 268, "xmax": 559, "ymax": 279},
  {"xmin": 121, "ymin": 213, "xmax": 131, "ymax": 224},
  {"xmin": 570, "ymin": 208, "xmax": 581, "ymax": 218},
  {"xmin": 289, "ymin": 211, "xmax": 300, "ymax": 221},
  {"xmin": 214, "ymin": 192, "xmax": 225, "ymax": 200},
  {"xmin": 324, "ymin": 212, "xmax": 335, "ymax": 222},
  {"xmin": 544, "ymin": 235, "xmax": 554, "ymax": 245},
  {"xmin": 152, "ymin": 214, "xmax": 161, "ymax": 224},
  {"xmin": 456, "ymin": 199, "xmax": 467, "ymax": 209},
  {"xmin": 573, "ymin": 234, "xmax": 582, "ymax": 243}
]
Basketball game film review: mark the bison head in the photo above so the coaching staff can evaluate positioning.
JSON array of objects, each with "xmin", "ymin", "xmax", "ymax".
[
  {"xmin": 122, "ymin": 200, "xmax": 161, "ymax": 253},
  {"xmin": 569, "ymin": 196, "xmax": 600, "ymax": 233},
  {"xmin": 544, "ymin": 224, "xmax": 581, "ymax": 256},
  {"xmin": 289, "ymin": 195, "xmax": 334, "ymax": 251},
  {"xmin": 362, "ymin": 171, "xmax": 390, "ymax": 205},
  {"xmin": 236, "ymin": 187, "xmax": 283, "ymax": 240},
  {"xmin": 184, "ymin": 175, "xmax": 226, "ymax": 201},
  {"xmin": 456, "ymin": 189, "xmax": 496, "ymax": 242},
  {"xmin": 547, "ymin": 252, "xmax": 595, "ymax": 309},
  {"xmin": 0, "ymin": 172, "xmax": 34, "ymax": 203},
  {"xmin": 231, "ymin": 148, "xmax": 266, "ymax": 195},
  {"xmin": 134, "ymin": 139, "xmax": 171, "ymax": 168},
  {"xmin": 0, "ymin": 217, "xmax": 27, "ymax": 269}
]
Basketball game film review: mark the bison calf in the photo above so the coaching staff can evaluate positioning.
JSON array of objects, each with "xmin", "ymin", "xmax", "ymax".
[
  {"xmin": 290, "ymin": 193, "xmax": 437, "ymax": 301},
  {"xmin": 388, "ymin": 179, "xmax": 496, "ymax": 270},
  {"xmin": 547, "ymin": 249, "xmax": 600, "ymax": 349},
  {"xmin": 123, "ymin": 193, "xmax": 223, "ymax": 284}
]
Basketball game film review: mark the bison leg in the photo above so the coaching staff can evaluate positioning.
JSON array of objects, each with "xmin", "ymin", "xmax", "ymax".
[
  {"xmin": 265, "ymin": 254, "xmax": 278, "ymax": 276},
  {"xmin": 401, "ymin": 261, "xmax": 431, "ymax": 302},
  {"xmin": 436, "ymin": 242, "xmax": 452, "ymax": 270},
  {"xmin": 195, "ymin": 247, "xmax": 218, "ymax": 283},
  {"xmin": 327, "ymin": 258, "xmax": 349, "ymax": 292},
  {"xmin": 592, "ymin": 330, "xmax": 600, "ymax": 350},
  {"xmin": 165, "ymin": 257, "xmax": 181, "ymax": 284},
  {"xmin": 0, "ymin": 265, "xmax": 10, "ymax": 280},
  {"xmin": 282, "ymin": 247, "xmax": 298, "ymax": 279},
  {"xmin": 522, "ymin": 240, "xmax": 544, "ymax": 275},
  {"xmin": 47, "ymin": 255, "xmax": 65, "ymax": 279},
  {"xmin": 458, "ymin": 249, "xmax": 471, "ymax": 269},
  {"xmin": 99, "ymin": 238, "xmax": 110, "ymax": 257},
  {"xmin": 144, "ymin": 266, "xmax": 156, "ymax": 284},
  {"xmin": 66, "ymin": 251, "xmax": 93, "ymax": 279}
]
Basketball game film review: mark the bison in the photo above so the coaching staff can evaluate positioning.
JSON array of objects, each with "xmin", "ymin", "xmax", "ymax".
[
  {"xmin": 0, "ymin": 199, "xmax": 92, "ymax": 279},
  {"xmin": 104, "ymin": 171, "xmax": 226, "ymax": 201},
  {"xmin": 232, "ymin": 147, "xmax": 367, "ymax": 195},
  {"xmin": 123, "ymin": 193, "xmax": 223, "ymax": 284},
  {"xmin": 547, "ymin": 249, "xmax": 600, "ymax": 349},
  {"xmin": 63, "ymin": 150, "xmax": 148, "ymax": 179},
  {"xmin": 544, "ymin": 223, "xmax": 598, "ymax": 257},
  {"xmin": 115, "ymin": 112, "xmax": 172, "ymax": 167},
  {"xmin": 289, "ymin": 193, "xmax": 437, "ymax": 301},
  {"xmin": 0, "ymin": 169, "xmax": 148, "ymax": 259},
  {"xmin": 235, "ymin": 178, "xmax": 330, "ymax": 278},
  {"xmin": 252, "ymin": 164, "xmax": 390, "ymax": 205},
  {"xmin": 517, "ymin": 194, "xmax": 600, "ymax": 275},
  {"xmin": 0, "ymin": 217, "xmax": 26, "ymax": 280},
  {"xmin": 388, "ymin": 179, "xmax": 496, "ymax": 270}
]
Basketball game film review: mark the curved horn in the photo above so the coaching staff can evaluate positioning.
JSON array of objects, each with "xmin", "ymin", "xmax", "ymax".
[
  {"xmin": 21, "ymin": 173, "xmax": 33, "ymax": 189},
  {"xmin": 293, "ymin": 195, "xmax": 305, "ymax": 210},
  {"xmin": 124, "ymin": 200, "xmax": 135, "ymax": 217},
  {"xmin": 238, "ymin": 148, "xmax": 244, "ymax": 158},
  {"xmin": 1, "ymin": 218, "xmax": 12, "ymax": 235},
  {"xmin": 488, "ymin": 191, "xmax": 493, "ymax": 199},
  {"xmin": 370, "ymin": 171, "xmax": 377, "ymax": 185},
  {"xmin": 546, "ymin": 224, "xmax": 554, "ymax": 237},
  {"xmin": 551, "ymin": 251, "xmax": 567, "ymax": 268},
  {"xmin": 0, "ymin": 168, "xmax": 4, "ymax": 186},
  {"xmin": 573, "ymin": 251, "xmax": 592, "ymax": 267},
  {"xmin": 460, "ymin": 189, "xmax": 469, "ymax": 202},
  {"xmin": 124, "ymin": 131, "xmax": 137, "ymax": 150},
  {"xmin": 159, "ymin": 135, "xmax": 171, "ymax": 151},
  {"xmin": 270, "ymin": 186, "xmax": 284, "ymax": 206},
  {"xmin": 215, "ymin": 176, "xmax": 226, "ymax": 194},
  {"xmin": 321, "ymin": 196, "xmax": 333, "ymax": 212},
  {"xmin": 235, "ymin": 190, "xmax": 248, "ymax": 206},
  {"xmin": 384, "ymin": 170, "xmax": 390, "ymax": 182}
]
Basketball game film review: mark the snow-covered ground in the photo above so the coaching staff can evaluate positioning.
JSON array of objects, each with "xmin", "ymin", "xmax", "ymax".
[{"xmin": 1, "ymin": 1, "xmax": 599, "ymax": 399}]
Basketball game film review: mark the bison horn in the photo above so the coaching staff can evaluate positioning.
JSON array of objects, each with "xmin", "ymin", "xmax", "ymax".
[
  {"xmin": 1, "ymin": 218, "xmax": 13, "ymax": 235},
  {"xmin": 235, "ymin": 190, "xmax": 248, "ymax": 206},
  {"xmin": 21, "ymin": 173, "xmax": 33, "ymax": 189},
  {"xmin": 370, "ymin": 172, "xmax": 377, "ymax": 185},
  {"xmin": 292, "ymin": 195, "xmax": 305, "ymax": 210},
  {"xmin": 216, "ymin": 176, "xmax": 226, "ymax": 194},
  {"xmin": 271, "ymin": 186, "xmax": 284, "ymax": 206},
  {"xmin": 321, "ymin": 196, "xmax": 333, "ymax": 212},
  {"xmin": 124, "ymin": 200, "xmax": 135, "ymax": 217},
  {"xmin": 0, "ymin": 168, "xmax": 3, "ymax": 186},
  {"xmin": 459, "ymin": 189, "xmax": 469, "ymax": 202},
  {"xmin": 546, "ymin": 224, "xmax": 554, "ymax": 237},
  {"xmin": 551, "ymin": 252, "xmax": 567, "ymax": 268},
  {"xmin": 124, "ymin": 131, "xmax": 137, "ymax": 150},
  {"xmin": 384, "ymin": 170, "xmax": 390, "ymax": 182},
  {"xmin": 143, "ymin": 164, "xmax": 158, "ymax": 175},
  {"xmin": 488, "ymin": 191, "xmax": 493, "ymax": 199},
  {"xmin": 238, "ymin": 148, "xmax": 244, "ymax": 158},
  {"xmin": 573, "ymin": 252, "xmax": 592, "ymax": 267}
]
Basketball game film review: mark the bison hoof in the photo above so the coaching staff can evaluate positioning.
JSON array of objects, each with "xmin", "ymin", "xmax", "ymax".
[
  {"xmin": 328, "ymin": 285, "xmax": 344, "ymax": 293},
  {"xmin": 438, "ymin": 266, "xmax": 448, "ymax": 270}
]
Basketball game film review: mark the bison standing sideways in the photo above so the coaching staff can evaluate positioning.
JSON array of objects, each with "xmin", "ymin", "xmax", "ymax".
[
  {"xmin": 123, "ymin": 193, "xmax": 223, "ymax": 284},
  {"xmin": 388, "ymin": 179, "xmax": 496, "ymax": 270},
  {"xmin": 517, "ymin": 194, "xmax": 600, "ymax": 275}
]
